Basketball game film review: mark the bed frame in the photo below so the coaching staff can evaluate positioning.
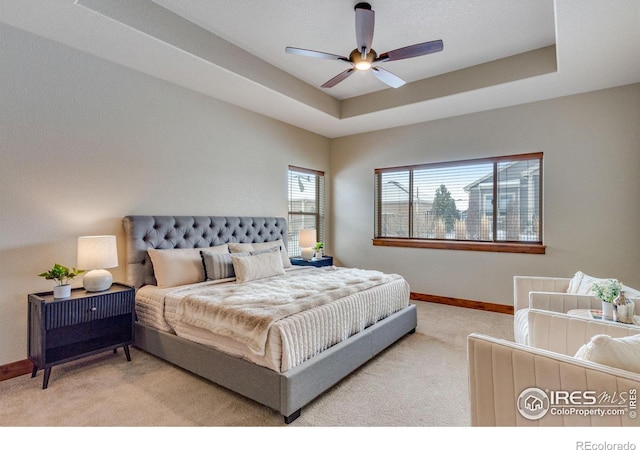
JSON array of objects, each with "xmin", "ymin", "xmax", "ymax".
[{"xmin": 122, "ymin": 215, "xmax": 417, "ymax": 423}]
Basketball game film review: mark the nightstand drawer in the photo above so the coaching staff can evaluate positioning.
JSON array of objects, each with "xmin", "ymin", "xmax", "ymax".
[{"xmin": 44, "ymin": 292, "xmax": 133, "ymax": 329}]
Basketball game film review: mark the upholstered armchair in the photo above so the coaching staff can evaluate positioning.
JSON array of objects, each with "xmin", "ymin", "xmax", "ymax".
[
  {"xmin": 514, "ymin": 275, "xmax": 598, "ymax": 344},
  {"xmin": 513, "ymin": 273, "xmax": 640, "ymax": 345},
  {"xmin": 468, "ymin": 309, "xmax": 640, "ymax": 426}
]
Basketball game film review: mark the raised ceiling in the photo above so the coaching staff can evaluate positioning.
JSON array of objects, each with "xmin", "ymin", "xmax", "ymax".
[{"xmin": 1, "ymin": 0, "xmax": 639, "ymax": 138}]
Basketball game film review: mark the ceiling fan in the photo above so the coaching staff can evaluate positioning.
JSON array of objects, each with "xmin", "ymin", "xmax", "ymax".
[{"xmin": 285, "ymin": 2, "xmax": 443, "ymax": 89}]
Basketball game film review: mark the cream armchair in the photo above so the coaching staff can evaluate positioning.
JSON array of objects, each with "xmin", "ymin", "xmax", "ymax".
[
  {"xmin": 468, "ymin": 309, "xmax": 640, "ymax": 426},
  {"xmin": 513, "ymin": 274, "xmax": 640, "ymax": 345},
  {"xmin": 513, "ymin": 275, "xmax": 599, "ymax": 344}
]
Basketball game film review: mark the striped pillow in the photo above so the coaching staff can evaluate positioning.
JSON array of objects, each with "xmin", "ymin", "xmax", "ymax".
[{"xmin": 200, "ymin": 249, "xmax": 243, "ymax": 281}]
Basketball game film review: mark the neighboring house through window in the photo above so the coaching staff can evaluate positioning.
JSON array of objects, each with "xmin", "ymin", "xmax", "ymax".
[
  {"xmin": 374, "ymin": 153, "xmax": 544, "ymax": 254},
  {"xmin": 288, "ymin": 165, "xmax": 325, "ymax": 257}
]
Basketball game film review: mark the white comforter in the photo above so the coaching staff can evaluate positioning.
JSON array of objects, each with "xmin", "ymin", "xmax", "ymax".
[
  {"xmin": 135, "ymin": 267, "xmax": 410, "ymax": 372},
  {"xmin": 175, "ymin": 267, "xmax": 399, "ymax": 355}
]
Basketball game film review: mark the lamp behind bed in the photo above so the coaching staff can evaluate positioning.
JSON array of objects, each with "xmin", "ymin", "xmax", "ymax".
[{"xmin": 298, "ymin": 229, "xmax": 316, "ymax": 261}]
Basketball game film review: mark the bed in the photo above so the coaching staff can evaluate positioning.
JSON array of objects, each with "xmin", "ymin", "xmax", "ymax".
[{"xmin": 122, "ymin": 215, "xmax": 417, "ymax": 423}]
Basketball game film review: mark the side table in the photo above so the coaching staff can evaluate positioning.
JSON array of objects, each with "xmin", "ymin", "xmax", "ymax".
[
  {"xmin": 28, "ymin": 282, "xmax": 135, "ymax": 388},
  {"xmin": 567, "ymin": 309, "xmax": 640, "ymax": 327}
]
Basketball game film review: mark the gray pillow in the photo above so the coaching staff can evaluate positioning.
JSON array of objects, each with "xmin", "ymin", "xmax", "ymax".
[{"xmin": 201, "ymin": 250, "xmax": 237, "ymax": 281}]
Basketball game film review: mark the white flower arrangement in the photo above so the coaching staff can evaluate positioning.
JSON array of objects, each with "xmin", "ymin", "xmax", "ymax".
[{"xmin": 591, "ymin": 279, "xmax": 622, "ymax": 303}]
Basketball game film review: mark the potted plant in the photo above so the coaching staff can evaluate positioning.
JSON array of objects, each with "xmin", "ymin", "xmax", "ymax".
[
  {"xmin": 313, "ymin": 242, "xmax": 324, "ymax": 258},
  {"xmin": 39, "ymin": 263, "xmax": 84, "ymax": 298},
  {"xmin": 591, "ymin": 279, "xmax": 622, "ymax": 320}
]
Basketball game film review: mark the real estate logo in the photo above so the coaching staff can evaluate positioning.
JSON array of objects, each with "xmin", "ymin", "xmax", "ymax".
[
  {"xmin": 517, "ymin": 387, "xmax": 637, "ymax": 420},
  {"xmin": 517, "ymin": 387, "xmax": 550, "ymax": 420}
]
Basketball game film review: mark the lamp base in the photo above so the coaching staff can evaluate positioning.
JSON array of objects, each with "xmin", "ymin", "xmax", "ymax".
[
  {"xmin": 83, "ymin": 269, "xmax": 113, "ymax": 292},
  {"xmin": 301, "ymin": 248, "xmax": 314, "ymax": 261}
]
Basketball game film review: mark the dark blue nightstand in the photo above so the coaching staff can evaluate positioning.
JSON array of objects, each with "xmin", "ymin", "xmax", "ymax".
[{"xmin": 290, "ymin": 256, "xmax": 333, "ymax": 267}]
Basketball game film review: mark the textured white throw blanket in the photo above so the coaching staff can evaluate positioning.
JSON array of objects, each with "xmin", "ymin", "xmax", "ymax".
[{"xmin": 175, "ymin": 267, "xmax": 401, "ymax": 355}]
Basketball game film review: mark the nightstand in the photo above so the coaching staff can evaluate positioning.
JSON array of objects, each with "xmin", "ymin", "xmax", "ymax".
[
  {"xmin": 290, "ymin": 256, "xmax": 333, "ymax": 267},
  {"xmin": 28, "ymin": 282, "xmax": 135, "ymax": 389}
]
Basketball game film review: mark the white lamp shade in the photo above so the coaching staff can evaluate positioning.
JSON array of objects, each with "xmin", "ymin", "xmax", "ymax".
[
  {"xmin": 299, "ymin": 229, "xmax": 317, "ymax": 248},
  {"xmin": 77, "ymin": 236, "xmax": 118, "ymax": 292},
  {"xmin": 77, "ymin": 235, "xmax": 118, "ymax": 269}
]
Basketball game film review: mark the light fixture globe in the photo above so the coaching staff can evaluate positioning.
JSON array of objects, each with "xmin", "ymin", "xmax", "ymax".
[{"xmin": 350, "ymin": 48, "xmax": 376, "ymax": 71}]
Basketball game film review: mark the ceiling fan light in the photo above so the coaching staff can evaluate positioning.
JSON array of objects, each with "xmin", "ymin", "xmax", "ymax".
[{"xmin": 355, "ymin": 60, "xmax": 372, "ymax": 70}]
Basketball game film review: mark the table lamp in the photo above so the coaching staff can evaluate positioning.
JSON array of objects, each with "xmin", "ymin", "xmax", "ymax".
[
  {"xmin": 299, "ymin": 229, "xmax": 317, "ymax": 261},
  {"xmin": 77, "ymin": 235, "xmax": 118, "ymax": 291}
]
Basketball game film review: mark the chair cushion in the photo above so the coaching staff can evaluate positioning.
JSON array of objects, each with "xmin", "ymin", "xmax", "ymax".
[
  {"xmin": 514, "ymin": 308, "xmax": 529, "ymax": 345},
  {"xmin": 575, "ymin": 333, "xmax": 640, "ymax": 373}
]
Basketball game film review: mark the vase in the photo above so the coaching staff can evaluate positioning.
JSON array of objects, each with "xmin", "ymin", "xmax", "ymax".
[
  {"xmin": 53, "ymin": 284, "xmax": 71, "ymax": 299},
  {"xmin": 315, "ymin": 249, "xmax": 323, "ymax": 259},
  {"xmin": 601, "ymin": 300, "xmax": 614, "ymax": 321},
  {"xmin": 613, "ymin": 291, "xmax": 635, "ymax": 324}
]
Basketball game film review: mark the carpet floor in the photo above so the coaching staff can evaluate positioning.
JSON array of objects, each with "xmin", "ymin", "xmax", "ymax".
[{"xmin": 0, "ymin": 301, "xmax": 513, "ymax": 427}]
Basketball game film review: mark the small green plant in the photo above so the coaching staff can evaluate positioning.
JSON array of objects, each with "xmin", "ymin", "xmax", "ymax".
[
  {"xmin": 591, "ymin": 279, "xmax": 622, "ymax": 303},
  {"xmin": 38, "ymin": 263, "xmax": 84, "ymax": 286},
  {"xmin": 313, "ymin": 242, "xmax": 324, "ymax": 251}
]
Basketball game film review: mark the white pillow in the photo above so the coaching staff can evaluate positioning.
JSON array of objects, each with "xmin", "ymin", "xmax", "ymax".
[
  {"xmin": 231, "ymin": 250, "xmax": 285, "ymax": 283},
  {"xmin": 574, "ymin": 334, "xmax": 640, "ymax": 372},
  {"xmin": 567, "ymin": 271, "xmax": 611, "ymax": 295},
  {"xmin": 148, "ymin": 244, "xmax": 228, "ymax": 288},
  {"xmin": 567, "ymin": 271, "xmax": 584, "ymax": 294},
  {"xmin": 229, "ymin": 239, "xmax": 292, "ymax": 268}
]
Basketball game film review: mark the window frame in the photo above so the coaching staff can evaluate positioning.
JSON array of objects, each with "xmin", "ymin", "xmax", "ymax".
[
  {"xmin": 373, "ymin": 152, "xmax": 545, "ymax": 254},
  {"xmin": 288, "ymin": 165, "xmax": 325, "ymax": 257}
]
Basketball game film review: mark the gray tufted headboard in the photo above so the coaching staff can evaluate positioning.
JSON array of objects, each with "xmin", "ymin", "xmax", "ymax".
[{"xmin": 122, "ymin": 216, "xmax": 287, "ymax": 289}]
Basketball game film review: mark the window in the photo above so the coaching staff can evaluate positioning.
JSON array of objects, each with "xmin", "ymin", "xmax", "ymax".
[
  {"xmin": 374, "ymin": 153, "xmax": 544, "ymax": 254},
  {"xmin": 288, "ymin": 166, "xmax": 325, "ymax": 257}
]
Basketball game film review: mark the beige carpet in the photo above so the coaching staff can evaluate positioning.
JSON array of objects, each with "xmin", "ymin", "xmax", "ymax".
[{"xmin": 0, "ymin": 301, "xmax": 512, "ymax": 427}]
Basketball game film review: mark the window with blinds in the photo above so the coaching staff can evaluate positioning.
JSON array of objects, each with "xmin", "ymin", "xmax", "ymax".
[
  {"xmin": 374, "ymin": 153, "xmax": 543, "ymax": 252},
  {"xmin": 288, "ymin": 166, "xmax": 325, "ymax": 257}
]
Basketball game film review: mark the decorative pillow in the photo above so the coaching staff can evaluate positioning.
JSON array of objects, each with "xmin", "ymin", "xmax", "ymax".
[
  {"xmin": 567, "ymin": 271, "xmax": 584, "ymax": 294},
  {"xmin": 574, "ymin": 334, "xmax": 640, "ymax": 372},
  {"xmin": 148, "ymin": 244, "xmax": 228, "ymax": 288},
  {"xmin": 229, "ymin": 239, "xmax": 292, "ymax": 268},
  {"xmin": 231, "ymin": 250, "xmax": 285, "ymax": 283},
  {"xmin": 566, "ymin": 271, "xmax": 611, "ymax": 295},
  {"xmin": 201, "ymin": 250, "xmax": 238, "ymax": 281}
]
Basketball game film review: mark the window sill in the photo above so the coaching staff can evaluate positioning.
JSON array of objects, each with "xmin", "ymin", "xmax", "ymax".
[{"xmin": 372, "ymin": 238, "xmax": 546, "ymax": 254}]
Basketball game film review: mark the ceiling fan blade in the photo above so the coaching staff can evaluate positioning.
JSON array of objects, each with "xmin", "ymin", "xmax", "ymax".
[
  {"xmin": 321, "ymin": 68, "xmax": 355, "ymax": 88},
  {"xmin": 370, "ymin": 67, "xmax": 406, "ymax": 88},
  {"xmin": 376, "ymin": 39, "xmax": 444, "ymax": 62},
  {"xmin": 285, "ymin": 47, "xmax": 348, "ymax": 61},
  {"xmin": 355, "ymin": 3, "xmax": 374, "ymax": 58}
]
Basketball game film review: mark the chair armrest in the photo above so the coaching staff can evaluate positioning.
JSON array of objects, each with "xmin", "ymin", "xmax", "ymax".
[
  {"xmin": 528, "ymin": 291, "xmax": 600, "ymax": 313},
  {"xmin": 527, "ymin": 309, "xmax": 640, "ymax": 356},
  {"xmin": 513, "ymin": 276, "xmax": 571, "ymax": 311},
  {"xmin": 467, "ymin": 333, "xmax": 640, "ymax": 426}
]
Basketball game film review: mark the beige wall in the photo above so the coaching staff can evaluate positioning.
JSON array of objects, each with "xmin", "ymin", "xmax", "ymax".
[
  {"xmin": 0, "ymin": 24, "xmax": 330, "ymax": 365},
  {"xmin": 3, "ymin": 21, "xmax": 640, "ymax": 367},
  {"xmin": 331, "ymin": 84, "xmax": 640, "ymax": 306}
]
